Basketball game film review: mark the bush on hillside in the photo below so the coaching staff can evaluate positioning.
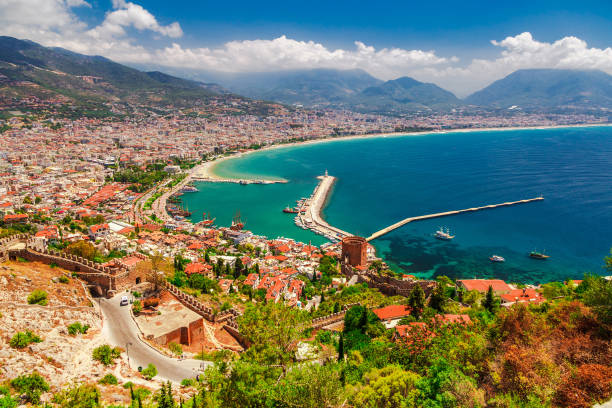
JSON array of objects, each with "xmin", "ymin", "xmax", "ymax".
[{"xmin": 27, "ymin": 290, "xmax": 48, "ymax": 306}]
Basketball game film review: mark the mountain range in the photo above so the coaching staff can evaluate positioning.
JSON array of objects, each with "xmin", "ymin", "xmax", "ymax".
[
  {"xmin": 2, "ymin": 36, "xmax": 612, "ymax": 116},
  {"xmin": 465, "ymin": 69, "xmax": 612, "ymax": 110},
  {"xmin": 0, "ymin": 36, "xmax": 233, "ymax": 113}
]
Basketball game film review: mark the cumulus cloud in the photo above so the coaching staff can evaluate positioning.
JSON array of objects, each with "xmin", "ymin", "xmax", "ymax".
[
  {"xmin": 425, "ymin": 32, "xmax": 612, "ymax": 96},
  {"xmin": 0, "ymin": 0, "xmax": 180, "ymax": 63},
  {"xmin": 88, "ymin": 1, "xmax": 182, "ymax": 40},
  {"xmin": 154, "ymin": 36, "xmax": 450, "ymax": 77}
]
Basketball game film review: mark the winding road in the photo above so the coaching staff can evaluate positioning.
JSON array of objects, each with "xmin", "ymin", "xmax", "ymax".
[{"xmin": 99, "ymin": 294, "xmax": 211, "ymax": 383}]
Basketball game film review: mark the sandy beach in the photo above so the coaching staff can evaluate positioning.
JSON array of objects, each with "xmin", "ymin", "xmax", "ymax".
[{"xmin": 193, "ymin": 122, "xmax": 612, "ymax": 181}]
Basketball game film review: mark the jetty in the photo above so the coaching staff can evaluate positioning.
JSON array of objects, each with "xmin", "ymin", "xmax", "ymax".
[
  {"xmin": 366, "ymin": 197, "xmax": 544, "ymax": 242},
  {"xmin": 294, "ymin": 173, "xmax": 352, "ymax": 241}
]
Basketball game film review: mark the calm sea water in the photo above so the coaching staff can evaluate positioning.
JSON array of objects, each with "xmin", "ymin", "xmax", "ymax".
[{"xmin": 182, "ymin": 127, "xmax": 612, "ymax": 283}]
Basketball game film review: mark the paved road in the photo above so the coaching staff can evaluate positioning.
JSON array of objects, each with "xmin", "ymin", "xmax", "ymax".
[{"xmin": 99, "ymin": 294, "xmax": 211, "ymax": 383}]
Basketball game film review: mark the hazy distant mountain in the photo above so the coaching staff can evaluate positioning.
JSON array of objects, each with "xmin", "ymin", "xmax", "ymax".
[
  {"xmin": 347, "ymin": 76, "xmax": 462, "ymax": 114},
  {"xmin": 213, "ymin": 68, "xmax": 383, "ymax": 106},
  {"xmin": 200, "ymin": 69, "xmax": 461, "ymax": 113},
  {"xmin": 466, "ymin": 69, "xmax": 612, "ymax": 110},
  {"xmin": 0, "ymin": 36, "xmax": 226, "ymax": 110}
]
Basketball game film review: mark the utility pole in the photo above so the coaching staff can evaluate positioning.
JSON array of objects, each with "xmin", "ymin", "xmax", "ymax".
[{"xmin": 126, "ymin": 342, "xmax": 133, "ymax": 367}]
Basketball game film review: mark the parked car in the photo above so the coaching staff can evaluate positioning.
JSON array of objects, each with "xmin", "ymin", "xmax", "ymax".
[{"xmin": 120, "ymin": 295, "xmax": 129, "ymax": 306}]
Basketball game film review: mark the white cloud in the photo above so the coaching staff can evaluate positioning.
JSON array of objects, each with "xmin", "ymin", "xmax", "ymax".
[
  {"xmin": 88, "ymin": 1, "xmax": 182, "ymax": 40},
  {"xmin": 423, "ymin": 32, "xmax": 612, "ymax": 96},
  {"xmin": 0, "ymin": 0, "xmax": 179, "ymax": 64},
  {"xmin": 1, "ymin": 0, "xmax": 612, "ymax": 98},
  {"xmin": 154, "ymin": 36, "xmax": 451, "ymax": 78}
]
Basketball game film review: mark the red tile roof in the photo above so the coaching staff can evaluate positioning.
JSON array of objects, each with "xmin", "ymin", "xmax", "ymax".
[
  {"xmin": 457, "ymin": 279, "xmax": 511, "ymax": 293},
  {"xmin": 372, "ymin": 304, "xmax": 411, "ymax": 320}
]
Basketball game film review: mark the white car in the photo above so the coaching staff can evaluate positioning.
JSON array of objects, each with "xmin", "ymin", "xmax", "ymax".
[{"xmin": 120, "ymin": 296, "xmax": 129, "ymax": 306}]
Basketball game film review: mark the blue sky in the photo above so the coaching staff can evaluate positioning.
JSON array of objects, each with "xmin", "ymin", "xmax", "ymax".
[{"xmin": 2, "ymin": 0, "xmax": 612, "ymax": 96}]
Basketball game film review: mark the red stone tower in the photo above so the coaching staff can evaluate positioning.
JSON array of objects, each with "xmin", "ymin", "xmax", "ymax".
[{"xmin": 341, "ymin": 236, "xmax": 367, "ymax": 272}]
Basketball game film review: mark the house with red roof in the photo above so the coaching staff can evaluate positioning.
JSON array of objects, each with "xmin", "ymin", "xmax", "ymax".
[
  {"xmin": 244, "ymin": 273, "xmax": 260, "ymax": 288},
  {"xmin": 393, "ymin": 322, "xmax": 432, "ymax": 344},
  {"xmin": 88, "ymin": 223, "xmax": 109, "ymax": 240},
  {"xmin": 219, "ymin": 279, "xmax": 234, "ymax": 294},
  {"xmin": 457, "ymin": 279, "xmax": 512, "ymax": 295},
  {"xmin": 433, "ymin": 314, "xmax": 472, "ymax": 326},
  {"xmin": 3, "ymin": 213, "xmax": 28, "ymax": 223},
  {"xmin": 372, "ymin": 304, "xmax": 412, "ymax": 327},
  {"xmin": 500, "ymin": 288, "xmax": 546, "ymax": 307},
  {"xmin": 184, "ymin": 262, "xmax": 213, "ymax": 278}
]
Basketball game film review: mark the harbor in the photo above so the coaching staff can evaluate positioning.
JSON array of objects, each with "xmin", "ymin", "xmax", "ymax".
[
  {"xmin": 294, "ymin": 173, "xmax": 545, "ymax": 246},
  {"xmin": 294, "ymin": 173, "xmax": 353, "ymax": 242}
]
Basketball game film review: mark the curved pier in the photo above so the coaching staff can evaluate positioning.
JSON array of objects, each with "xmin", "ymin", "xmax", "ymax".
[{"xmin": 295, "ymin": 175, "xmax": 352, "ymax": 241}]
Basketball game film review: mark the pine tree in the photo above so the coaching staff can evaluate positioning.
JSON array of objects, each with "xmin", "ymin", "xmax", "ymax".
[
  {"xmin": 320, "ymin": 292, "xmax": 325, "ymax": 304},
  {"xmin": 337, "ymin": 333, "xmax": 344, "ymax": 362},
  {"xmin": 137, "ymin": 395, "xmax": 143, "ymax": 408},
  {"xmin": 483, "ymin": 285, "xmax": 498, "ymax": 313},
  {"xmin": 409, "ymin": 285, "xmax": 426, "ymax": 318},
  {"xmin": 430, "ymin": 283, "xmax": 447, "ymax": 312},
  {"xmin": 204, "ymin": 251, "xmax": 210, "ymax": 263},
  {"xmin": 129, "ymin": 384, "xmax": 135, "ymax": 404},
  {"xmin": 358, "ymin": 306, "xmax": 368, "ymax": 331},
  {"xmin": 192, "ymin": 395, "xmax": 197, "ymax": 408}
]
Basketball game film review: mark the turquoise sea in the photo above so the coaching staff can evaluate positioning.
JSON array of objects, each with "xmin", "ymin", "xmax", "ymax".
[{"xmin": 182, "ymin": 126, "xmax": 612, "ymax": 284}]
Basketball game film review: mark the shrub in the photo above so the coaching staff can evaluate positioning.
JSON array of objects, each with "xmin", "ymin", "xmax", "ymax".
[
  {"xmin": 99, "ymin": 373, "xmax": 118, "ymax": 385},
  {"xmin": 0, "ymin": 394, "xmax": 17, "ymax": 408},
  {"xmin": 132, "ymin": 300, "xmax": 142, "ymax": 314},
  {"xmin": 52, "ymin": 383, "xmax": 100, "ymax": 408},
  {"xmin": 92, "ymin": 345, "xmax": 121, "ymax": 366},
  {"xmin": 67, "ymin": 322, "xmax": 90, "ymax": 335},
  {"xmin": 168, "ymin": 342, "xmax": 183, "ymax": 356},
  {"xmin": 10, "ymin": 373, "xmax": 49, "ymax": 404},
  {"xmin": 27, "ymin": 290, "xmax": 48, "ymax": 306},
  {"xmin": 122, "ymin": 382, "xmax": 134, "ymax": 390},
  {"xmin": 10, "ymin": 330, "xmax": 42, "ymax": 348},
  {"xmin": 141, "ymin": 363, "xmax": 157, "ymax": 380},
  {"xmin": 180, "ymin": 379, "xmax": 194, "ymax": 387},
  {"xmin": 132, "ymin": 291, "xmax": 141, "ymax": 298},
  {"xmin": 143, "ymin": 298, "xmax": 159, "ymax": 308},
  {"xmin": 58, "ymin": 275, "xmax": 69, "ymax": 284}
]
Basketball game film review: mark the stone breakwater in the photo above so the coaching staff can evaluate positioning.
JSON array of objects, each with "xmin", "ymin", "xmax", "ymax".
[{"xmin": 294, "ymin": 175, "xmax": 352, "ymax": 242}]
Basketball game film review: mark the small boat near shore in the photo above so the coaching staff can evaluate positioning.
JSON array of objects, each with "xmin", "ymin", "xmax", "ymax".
[
  {"xmin": 489, "ymin": 255, "xmax": 505, "ymax": 263},
  {"xmin": 283, "ymin": 205, "xmax": 299, "ymax": 214},
  {"xmin": 529, "ymin": 250, "xmax": 550, "ymax": 260},
  {"xmin": 434, "ymin": 227, "xmax": 454, "ymax": 240}
]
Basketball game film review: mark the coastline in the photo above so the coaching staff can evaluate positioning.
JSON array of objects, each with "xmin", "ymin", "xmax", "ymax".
[{"xmin": 198, "ymin": 122, "xmax": 612, "ymax": 180}]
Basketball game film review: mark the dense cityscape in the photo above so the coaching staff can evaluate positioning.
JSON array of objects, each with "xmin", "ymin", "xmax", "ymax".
[{"xmin": 1, "ymin": 0, "xmax": 612, "ymax": 406}]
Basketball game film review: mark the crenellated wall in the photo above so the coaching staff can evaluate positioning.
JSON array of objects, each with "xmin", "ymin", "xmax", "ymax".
[{"xmin": 357, "ymin": 272, "xmax": 437, "ymax": 297}]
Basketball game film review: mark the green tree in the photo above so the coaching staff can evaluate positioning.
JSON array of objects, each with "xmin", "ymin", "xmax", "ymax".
[
  {"xmin": 579, "ymin": 274, "xmax": 612, "ymax": 326},
  {"xmin": 408, "ymin": 285, "xmax": 426, "ymax": 318},
  {"xmin": 429, "ymin": 283, "xmax": 447, "ymax": 312},
  {"xmin": 350, "ymin": 365, "xmax": 421, "ymax": 408},
  {"xmin": 53, "ymin": 384, "xmax": 101, "ymax": 408},
  {"xmin": 157, "ymin": 382, "xmax": 175, "ymax": 408},
  {"xmin": 10, "ymin": 373, "xmax": 49, "ymax": 404},
  {"xmin": 483, "ymin": 285, "xmax": 499, "ymax": 314},
  {"xmin": 338, "ymin": 334, "xmax": 344, "ymax": 362},
  {"xmin": 272, "ymin": 363, "xmax": 345, "ymax": 408},
  {"xmin": 65, "ymin": 240, "xmax": 97, "ymax": 260},
  {"xmin": 238, "ymin": 302, "xmax": 308, "ymax": 366},
  {"xmin": 142, "ymin": 363, "xmax": 158, "ymax": 380},
  {"xmin": 92, "ymin": 344, "xmax": 121, "ymax": 366}
]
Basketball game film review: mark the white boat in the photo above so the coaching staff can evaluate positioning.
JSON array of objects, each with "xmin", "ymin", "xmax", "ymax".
[
  {"xmin": 489, "ymin": 255, "xmax": 505, "ymax": 263},
  {"xmin": 434, "ymin": 227, "xmax": 454, "ymax": 240}
]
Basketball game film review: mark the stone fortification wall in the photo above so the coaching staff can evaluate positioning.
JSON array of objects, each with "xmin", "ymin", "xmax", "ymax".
[{"xmin": 357, "ymin": 272, "xmax": 437, "ymax": 297}]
